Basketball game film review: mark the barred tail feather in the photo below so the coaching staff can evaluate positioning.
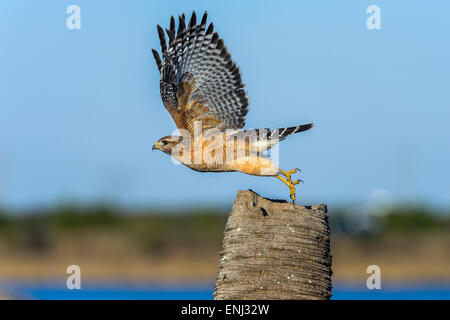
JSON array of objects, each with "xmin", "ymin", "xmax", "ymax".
[
  {"xmin": 277, "ymin": 123, "xmax": 314, "ymax": 141},
  {"xmin": 237, "ymin": 123, "xmax": 313, "ymax": 152},
  {"xmin": 239, "ymin": 123, "xmax": 313, "ymax": 142}
]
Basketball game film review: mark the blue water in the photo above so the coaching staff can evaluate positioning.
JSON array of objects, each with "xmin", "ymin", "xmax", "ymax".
[
  {"xmin": 1, "ymin": 282, "xmax": 449, "ymax": 300},
  {"xmin": 331, "ymin": 283, "xmax": 450, "ymax": 300}
]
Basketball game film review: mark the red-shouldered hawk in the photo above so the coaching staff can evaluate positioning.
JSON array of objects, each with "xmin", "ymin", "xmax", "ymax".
[{"xmin": 151, "ymin": 11, "xmax": 313, "ymax": 202}]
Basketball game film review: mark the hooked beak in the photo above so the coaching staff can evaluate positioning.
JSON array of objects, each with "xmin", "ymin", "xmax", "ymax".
[{"xmin": 152, "ymin": 142, "xmax": 159, "ymax": 151}]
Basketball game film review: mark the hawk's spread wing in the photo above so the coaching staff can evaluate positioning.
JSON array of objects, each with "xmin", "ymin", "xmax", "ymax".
[{"xmin": 152, "ymin": 11, "xmax": 249, "ymax": 133}]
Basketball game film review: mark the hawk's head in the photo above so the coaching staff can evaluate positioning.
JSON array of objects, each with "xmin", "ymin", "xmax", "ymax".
[{"xmin": 152, "ymin": 135, "xmax": 182, "ymax": 155}]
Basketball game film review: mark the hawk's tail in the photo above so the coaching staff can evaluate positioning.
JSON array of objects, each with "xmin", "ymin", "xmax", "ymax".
[
  {"xmin": 244, "ymin": 123, "xmax": 314, "ymax": 149},
  {"xmin": 276, "ymin": 123, "xmax": 314, "ymax": 141},
  {"xmin": 243, "ymin": 123, "xmax": 313, "ymax": 141},
  {"xmin": 235, "ymin": 123, "xmax": 313, "ymax": 152}
]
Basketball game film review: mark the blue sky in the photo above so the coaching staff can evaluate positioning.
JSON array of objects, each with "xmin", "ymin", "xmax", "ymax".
[{"xmin": 1, "ymin": 1, "xmax": 449, "ymax": 210}]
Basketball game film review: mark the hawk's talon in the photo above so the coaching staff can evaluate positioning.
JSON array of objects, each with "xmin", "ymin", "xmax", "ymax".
[
  {"xmin": 280, "ymin": 168, "xmax": 302, "ymax": 184},
  {"xmin": 277, "ymin": 168, "xmax": 303, "ymax": 203},
  {"xmin": 280, "ymin": 168, "xmax": 300, "ymax": 185}
]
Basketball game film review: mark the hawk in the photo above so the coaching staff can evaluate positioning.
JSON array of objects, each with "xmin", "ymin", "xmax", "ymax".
[{"xmin": 151, "ymin": 11, "xmax": 313, "ymax": 202}]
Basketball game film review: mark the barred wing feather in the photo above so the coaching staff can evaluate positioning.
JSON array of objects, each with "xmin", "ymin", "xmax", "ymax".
[{"xmin": 152, "ymin": 11, "xmax": 249, "ymax": 132}]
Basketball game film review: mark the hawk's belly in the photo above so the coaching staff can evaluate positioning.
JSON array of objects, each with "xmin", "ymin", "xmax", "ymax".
[
  {"xmin": 181, "ymin": 162, "xmax": 236, "ymax": 173},
  {"xmin": 178, "ymin": 156, "xmax": 279, "ymax": 176}
]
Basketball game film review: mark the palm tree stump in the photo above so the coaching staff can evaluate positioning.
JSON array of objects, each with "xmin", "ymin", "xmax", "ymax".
[{"xmin": 214, "ymin": 190, "xmax": 332, "ymax": 300}]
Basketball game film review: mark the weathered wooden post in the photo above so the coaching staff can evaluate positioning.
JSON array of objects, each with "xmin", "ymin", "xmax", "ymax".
[{"xmin": 214, "ymin": 190, "xmax": 332, "ymax": 300}]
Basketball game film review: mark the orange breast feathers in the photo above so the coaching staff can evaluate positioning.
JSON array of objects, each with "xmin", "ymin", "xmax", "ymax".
[{"xmin": 169, "ymin": 132, "xmax": 280, "ymax": 176}]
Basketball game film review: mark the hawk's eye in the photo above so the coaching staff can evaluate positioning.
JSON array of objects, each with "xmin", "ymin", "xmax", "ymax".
[{"xmin": 161, "ymin": 140, "xmax": 168, "ymax": 145}]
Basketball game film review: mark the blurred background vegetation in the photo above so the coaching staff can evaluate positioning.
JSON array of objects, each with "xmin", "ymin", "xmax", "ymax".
[{"xmin": 0, "ymin": 203, "xmax": 448, "ymax": 284}]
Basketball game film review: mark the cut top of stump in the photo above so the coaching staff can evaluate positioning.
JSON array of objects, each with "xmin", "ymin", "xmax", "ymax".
[{"xmin": 214, "ymin": 190, "xmax": 332, "ymax": 300}]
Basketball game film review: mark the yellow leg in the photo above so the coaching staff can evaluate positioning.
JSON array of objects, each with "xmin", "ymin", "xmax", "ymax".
[
  {"xmin": 279, "ymin": 168, "xmax": 302, "ymax": 184},
  {"xmin": 276, "ymin": 173, "xmax": 300, "ymax": 203}
]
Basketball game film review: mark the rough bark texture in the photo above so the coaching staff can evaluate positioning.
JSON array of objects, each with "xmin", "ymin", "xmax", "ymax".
[{"xmin": 214, "ymin": 190, "xmax": 332, "ymax": 300}]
